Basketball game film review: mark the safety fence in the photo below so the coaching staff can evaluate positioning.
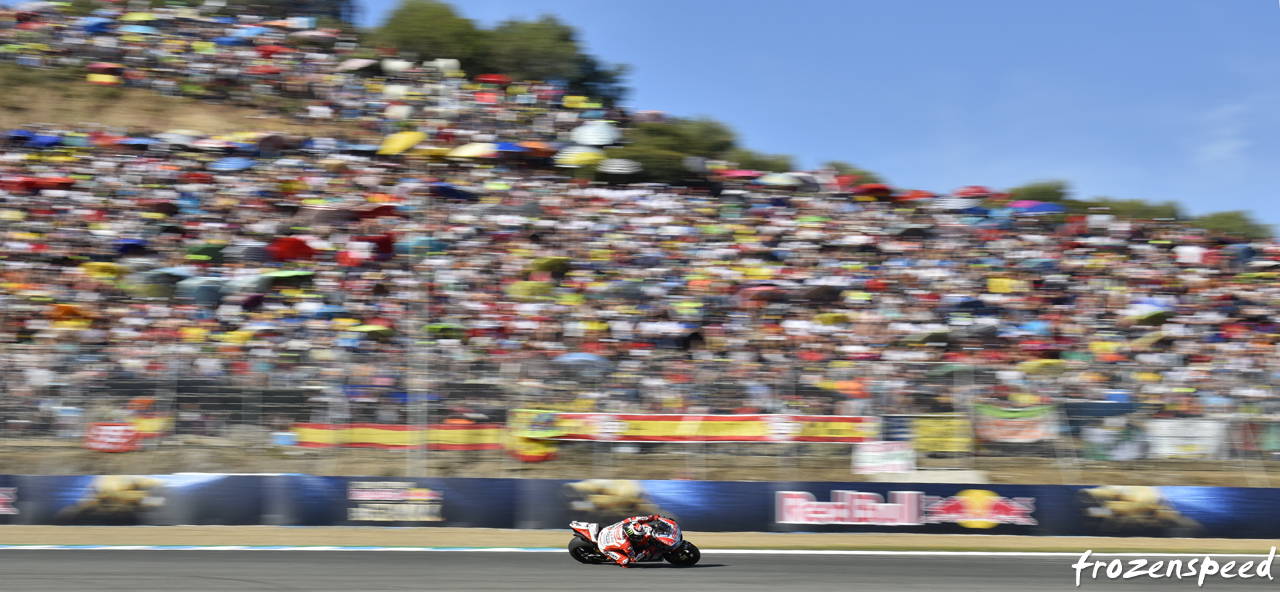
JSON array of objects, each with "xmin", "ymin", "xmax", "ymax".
[
  {"xmin": 2, "ymin": 353, "xmax": 1279, "ymax": 479},
  {"xmin": 0, "ymin": 474, "xmax": 1269, "ymax": 538}
]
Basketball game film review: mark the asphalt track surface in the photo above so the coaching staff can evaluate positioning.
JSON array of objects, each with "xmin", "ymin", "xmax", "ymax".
[{"xmin": 3, "ymin": 550, "xmax": 1277, "ymax": 591}]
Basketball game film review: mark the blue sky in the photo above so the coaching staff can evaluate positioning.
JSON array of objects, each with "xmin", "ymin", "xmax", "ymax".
[{"xmin": 364, "ymin": 1, "xmax": 1276, "ymax": 223}]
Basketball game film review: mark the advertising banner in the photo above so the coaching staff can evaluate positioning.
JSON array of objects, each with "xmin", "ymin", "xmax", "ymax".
[
  {"xmin": 0, "ymin": 475, "xmax": 15, "ymax": 525},
  {"xmin": 11, "ymin": 475, "xmax": 266, "ymax": 525},
  {"xmin": 279, "ymin": 476, "xmax": 517, "ymax": 528},
  {"xmin": 505, "ymin": 409, "xmax": 562, "ymax": 462},
  {"xmin": 1145, "ymin": 418, "xmax": 1226, "ymax": 459},
  {"xmin": 291, "ymin": 423, "xmax": 503, "ymax": 450},
  {"xmin": 511, "ymin": 412, "xmax": 880, "ymax": 444},
  {"xmin": 974, "ymin": 405, "xmax": 1058, "ymax": 444},
  {"xmin": 2, "ymin": 475, "xmax": 1280, "ymax": 537},
  {"xmin": 899, "ymin": 415, "xmax": 973, "ymax": 454},
  {"xmin": 772, "ymin": 483, "xmax": 1043, "ymax": 534},
  {"xmin": 83, "ymin": 423, "xmax": 140, "ymax": 452},
  {"xmin": 854, "ymin": 441, "xmax": 915, "ymax": 474}
]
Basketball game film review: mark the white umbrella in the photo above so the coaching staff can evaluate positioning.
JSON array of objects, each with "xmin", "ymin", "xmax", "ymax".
[
  {"xmin": 570, "ymin": 122, "xmax": 620, "ymax": 146},
  {"xmin": 336, "ymin": 58, "xmax": 376, "ymax": 72},
  {"xmin": 596, "ymin": 158, "xmax": 642, "ymax": 175}
]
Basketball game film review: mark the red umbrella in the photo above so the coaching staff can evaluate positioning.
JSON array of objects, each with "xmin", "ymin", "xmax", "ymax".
[
  {"xmin": 952, "ymin": 185, "xmax": 993, "ymax": 198},
  {"xmin": 833, "ymin": 174, "xmax": 860, "ymax": 190},
  {"xmin": 255, "ymin": 45, "xmax": 291, "ymax": 58},
  {"xmin": 86, "ymin": 62, "xmax": 125, "ymax": 74},
  {"xmin": 853, "ymin": 183, "xmax": 893, "ymax": 196},
  {"xmin": 246, "ymin": 64, "xmax": 285, "ymax": 75},
  {"xmin": 896, "ymin": 190, "xmax": 936, "ymax": 201},
  {"xmin": 474, "ymin": 73, "xmax": 512, "ymax": 85},
  {"xmin": 735, "ymin": 286, "xmax": 785, "ymax": 301},
  {"xmin": 266, "ymin": 237, "xmax": 316, "ymax": 262},
  {"xmin": 180, "ymin": 171, "xmax": 214, "ymax": 184},
  {"xmin": 716, "ymin": 170, "xmax": 766, "ymax": 179},
  {"xmin": 33, "ymin": 177, "xmax": 74, "ymax": 190}
]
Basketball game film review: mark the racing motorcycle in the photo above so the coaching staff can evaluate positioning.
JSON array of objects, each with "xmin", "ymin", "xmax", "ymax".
[{"xmin": 568, "ymin": 516, "xmax": 701, "ymax": 567}]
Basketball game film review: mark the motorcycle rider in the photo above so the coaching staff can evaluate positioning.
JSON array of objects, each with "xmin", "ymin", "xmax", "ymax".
[{"xmin": 598, "ymin": 515, "xmax": 664, "ymax": 567}]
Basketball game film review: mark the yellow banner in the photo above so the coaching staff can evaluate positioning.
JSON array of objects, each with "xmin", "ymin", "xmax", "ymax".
[
  {"xmin": 292, "ymin": 423, "xmax": 503, "ymax": 450},
  {"xmin": 528, "ymin": 412, "xmax": 880, "ymax": 443},
  {"xmin": 912, "ymin": 417, "xmax": 974, "ymax": 453}
]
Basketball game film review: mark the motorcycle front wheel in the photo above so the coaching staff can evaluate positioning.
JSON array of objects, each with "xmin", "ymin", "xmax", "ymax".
[
  {"xmin": 568, "ymin": 537, "xmax": 608, "ymax": 564},
  {"xmin": 663, "ymin": 541, "xmax": 701, "ymax": 567}
]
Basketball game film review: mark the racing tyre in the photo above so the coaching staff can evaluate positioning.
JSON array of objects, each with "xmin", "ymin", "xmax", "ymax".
[
  {"xmin": 663, "ymin": 541, "xmax": 700, "ymax": 567},
  {"xmin": 568, "ymin": 537, "xmax": 608, "ymax": 564}
]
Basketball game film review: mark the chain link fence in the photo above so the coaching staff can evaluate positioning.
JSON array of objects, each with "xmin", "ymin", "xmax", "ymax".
[{"xmin": 1, "ymin": 344, "xmax": 1278, "ymax": 484}]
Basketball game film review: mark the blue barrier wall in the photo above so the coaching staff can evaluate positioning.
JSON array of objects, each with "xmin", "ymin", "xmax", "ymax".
[{"xmin": 0, "ymin": 475, "xmax": 1271, "ymax": 537}]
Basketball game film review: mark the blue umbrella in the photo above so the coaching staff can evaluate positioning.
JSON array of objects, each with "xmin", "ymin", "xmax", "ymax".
[
  {"xmin": 116, "ymin": 137, "xmax": 160, "ymax": 146},
  {"xmin": 495, "ymin": 142, "xmax": 527, "ymax": 152},
  {"xmin": 1022, "ymin": 203, "xmax": 1066, "ymax": 215},
  {"xmin": 209, "ymin": 157, "xmax": 257, "ymax": 172},
  {"xmin": 113, "ymin": 238, "xmax": 147, "ymax": 254},
  {"xmin": 25, "ymin": 135, "xmax": 61, "ymax": 148},
  {"xmin": 212, "ymin": 16, "xmax": 237, "ymax": 24},
  {"xmin": 232, "ymin": 26, "xmax": 270, "ymax": 38},
  {"xmin": 117, "ymin": 24, "xmax": 158, "ymax": 34},
  {"xmin": 4, "ymin": 130, "xmax": 34, "ymax": 139},
  {"xmin": 212, "ymin": 36, "xmax": 248, "ymax": 46},
  {"xmin": 554, "ymin": 352, "xmax": 611, "ymax": 364},
  {"xmin": 77, "ymin": 17, "xmax": 113, "ymax": 33}
]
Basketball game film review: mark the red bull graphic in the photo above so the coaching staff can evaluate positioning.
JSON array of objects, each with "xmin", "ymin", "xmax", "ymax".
[
  {"xmin": 775, "ymin": 489, "xmax": 1035, "ymax": 528},
  {"xmin": 923, "ymin": 489, "xmax": 1037, "ymax": 528},
  {"xmin": 776, "ymin": 490, "xmax": 924, "ymax": 525},
  {"xmin": 0, "ymin": 487, "xmax": 15, "ymax": 515}
]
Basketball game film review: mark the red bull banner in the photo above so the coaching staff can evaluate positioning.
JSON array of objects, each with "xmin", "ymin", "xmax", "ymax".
[
  {"xmin": 974, "ymin": 405, "xmax": 1057, "ymax": 444},
  {"xmin": 514, "ymin": 412, "xmax": 880, "ymax": 443},
  {"xmin": 292, "ymin": 423, "xmax": 503, "ymax": 450},
  {"xmin": 776, "ymin": 488, "xmax": 1036, "ymax": 529}
]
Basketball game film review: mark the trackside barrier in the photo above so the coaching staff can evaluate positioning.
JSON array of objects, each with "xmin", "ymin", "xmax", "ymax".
[{"xmin": 0, "ymin": 475, "xmax": 1272, "ymax": 538}]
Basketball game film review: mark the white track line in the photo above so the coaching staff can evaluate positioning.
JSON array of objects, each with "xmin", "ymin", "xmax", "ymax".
[{"xmin": 0, "ymin": 546, "xmax": 1271, "ymax": 557}]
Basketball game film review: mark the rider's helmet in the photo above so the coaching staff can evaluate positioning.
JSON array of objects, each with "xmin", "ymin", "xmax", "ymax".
[{"xmin": 624, "ymin": 522, "xmax": 652, "ymax": 546}]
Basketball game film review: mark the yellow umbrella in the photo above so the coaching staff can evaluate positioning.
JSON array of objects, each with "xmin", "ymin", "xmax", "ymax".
[
  {"xmin": 377, "ymin": 131, "xmax": 427, "ymax": 156},
  {"xmin": 409, "ymin": 144, "xmax": 451, "ymax": 157},
  {"xmin": 1016, "ymin": 359, "xmax": 1068, "ymax": 376},
  {"xmin": 119, "ymin": 12, "xmax": 156, "ymax": 21},
  {"xmin": 554, "ymin": 147, "xmax": 605, "ymax": 167},
  {"xmin": 80, "ymin": 262, "xmax": 130, "ymax": 278},
  {"xmin": 86, "ymin": 73, "xmax": 120, "ymax": 85},
  {"xmin": 447, "ymin": 142, "xmax": 498, "ymax": 159}
]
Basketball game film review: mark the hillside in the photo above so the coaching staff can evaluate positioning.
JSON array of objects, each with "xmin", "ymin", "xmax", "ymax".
[{"xmin": 0, "ymin": 63, "xmax": 348, "ymax": 136}]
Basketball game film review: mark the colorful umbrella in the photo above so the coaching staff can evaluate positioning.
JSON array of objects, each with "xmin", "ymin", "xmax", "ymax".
[{"xmin": 378, "ymin": 131, "xmax": 428, "ymax": 156}]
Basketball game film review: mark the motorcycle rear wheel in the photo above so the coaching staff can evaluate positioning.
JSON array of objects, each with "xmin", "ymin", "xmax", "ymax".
[
  {"xmin": 568, "ymin": 537, "xmax": 608, "ymax": 564},
  {"xmin": 663, "ymin": 541, "xmax": 701, "ymax": 567}
]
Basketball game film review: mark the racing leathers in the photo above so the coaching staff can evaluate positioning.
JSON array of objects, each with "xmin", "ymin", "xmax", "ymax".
[{"xmin": 597, "ymin": 515, "xmax": 663, "ymax": 566}]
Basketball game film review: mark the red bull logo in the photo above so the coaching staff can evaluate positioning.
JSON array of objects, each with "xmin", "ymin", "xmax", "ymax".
[
  {"xmin": 775, "ymin": 489, "xmax": 1035, "ymax": 528},
  {"xmin": 776, "ymin": 490, "xmax": 923, "ymax": 525},
  {"xmin": 923, "ymin": 489, "xmax": 1036, "ymax": 528},
  {"xmin": 0, "ymin": 487, "xmax": 14, "ymax": 515}
]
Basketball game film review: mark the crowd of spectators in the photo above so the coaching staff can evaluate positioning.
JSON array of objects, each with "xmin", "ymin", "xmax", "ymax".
[{"xmin": 0, "ymin": 2, "xmax": 1277, "ymax": 440}]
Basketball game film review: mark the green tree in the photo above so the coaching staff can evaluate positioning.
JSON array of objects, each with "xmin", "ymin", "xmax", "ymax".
[
  {"xmin": 603, "ymin": 144, "xmax": 688, "ymax": 184},
  {"xmin": 483, "ymin": 16, "xmax": 581, "ymax": 83},
  {"xmin": 373, "ymin": 0, "xmax": 487, "ymax": 71},
  {"xmin": 726, "ymin": 148, "xmax": 793, "ymax": 172},
  {"xmin": 624, "ymin": 118, "xmax": 737, "ymax": 157},
  {"xmin": 822, "ymin": 161, "xmax": 886, "ymax": 185},
  {"xmin": 1191, "ymin": 211, "xmax": 1273, "ymax": 239},
  {"xmin": 1008, "ymin": 180, "xmax": 1070, "ymax": 203},
  {"xmin": 569, "ymin": 54, "xmax": 629, "ymax": 107}
]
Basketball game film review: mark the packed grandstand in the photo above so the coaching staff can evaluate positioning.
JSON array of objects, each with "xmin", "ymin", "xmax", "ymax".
[{"xmin": 0, "ymin": 1, "xmax": 1275, "ymax": 464}]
